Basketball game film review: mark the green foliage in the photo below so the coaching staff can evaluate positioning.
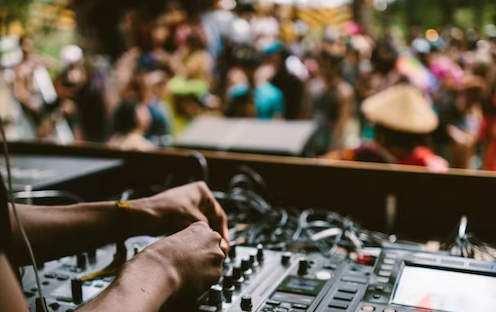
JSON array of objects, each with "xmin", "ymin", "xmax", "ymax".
[{"xmin": 0, "ymin": 0, "xmax": 31, "ymax": 25}]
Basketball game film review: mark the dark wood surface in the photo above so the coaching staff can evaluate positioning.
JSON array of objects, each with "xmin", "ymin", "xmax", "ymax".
[{"xmin": 3, "ymin": 141, "xmax": 496, "ymax": 244}]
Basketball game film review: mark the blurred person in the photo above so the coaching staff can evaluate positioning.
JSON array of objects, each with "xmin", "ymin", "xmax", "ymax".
[
  {"xmin": 167, "ymin": 79, "xmax": 211, "ymax": 135},
  {"xmin": 367, "ymin": 39, "xmax": 405, "ymax": 95},
  {"xmin": 325, "ymin": 85, "xmax": 448, "ymax": 171},
  {"xmin": 157, "ymin": 0, "xmax": 190, "ymax": 53},
  {"xmin": 251, "ymin": 2, "xmax": 279, "ymax": 43},
  {"xmin": 201, "ymin": 0, "xmax": 236, "ymax": 63},
  {"xmin": 225, "ymin": 45, "xmax": 284, "ymax": 120},
  {"xmin": 307, "ymin": 50, "xmax": 355, "ymax": 155},
  {"xmin": 175, "ymin": 27, "xmax": 213, "ymax": 82},
  {"xmin": 145, "ymin": 70, "xmax": 174, "ymax": 146},
  {"xmin": 289, "ymin": 20, "xmax": 310, "ymax": 58},
  {"xmin": 13, "ymin": 37, "xmax": 51, "ymax": 137},
  {"xmin": 262, "ymin": 39, "xmax": 305, "ymax": 120},
  {"xmin": 341, "ymin": 38, "xmax": 363, "ymax": 87},
  {"xmin": 277, "ymin": 5, "xmax": 297, "ymax": 45},
  {"xmin": 54, "ymin": 46, "xmax": 110, "ymax": 143},
  {"xmin": 446, "ymin": 55, "xmax": 488, "ymax": 169},
  {"xmin": 481, "ymin": 44, "xmax": 496, "ymax": 170},
  {"xmin": 108, "ymin": 100, "xmax": 155, "ymax": 151}
]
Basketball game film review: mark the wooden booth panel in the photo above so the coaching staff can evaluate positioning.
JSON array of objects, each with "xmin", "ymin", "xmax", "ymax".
[{"xmin": 3, "ymin": 142, "xmax": 496, "ymax": 244}]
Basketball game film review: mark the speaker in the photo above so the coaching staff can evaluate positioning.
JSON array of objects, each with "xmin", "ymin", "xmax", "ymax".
[{"xmin": 175, "ymin": 117, "xmax": 317, "ymax": 157}]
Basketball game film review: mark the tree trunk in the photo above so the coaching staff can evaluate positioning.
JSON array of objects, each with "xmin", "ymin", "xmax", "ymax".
[
  {"xmin": 354, "ymin": 0, "xmax": 373, "ymax": 35},
  {"xmin": 442, "ymin": 0, "xmax": 455, "ymax": 26},
  {"xmin": 474, "ymin": 0, "xmax": 486, "ymax": 32}
]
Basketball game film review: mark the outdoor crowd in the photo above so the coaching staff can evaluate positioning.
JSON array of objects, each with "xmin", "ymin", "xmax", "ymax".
[{"xmin": 7, "ymin": 0, "xmax": 496, "ymax": 171}]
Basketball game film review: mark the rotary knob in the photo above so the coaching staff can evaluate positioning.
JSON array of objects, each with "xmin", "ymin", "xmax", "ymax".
[
  {"xmin": 232, "ymin": 266, "xmax": 244, "ymax": 286},
  {"xmin": 241, "ymin": 259, "xmax": 253, "ymax": 278},
  {"xmin": 87, "ymin": 249, "xmax": 97, "ymax": 264},
  {"xmin": 298, "ymin": 259, "xmax": 309, "ymax": 276},
  {"xmin": 249, "ymin": 254, "xmax": 259, "ymax": 268},
  {"xmin": 229, "ymin": 244, "xmax": 237, "ymax": 259},
  {"xmin": 240, "ymin": 295, "xmax": 253, "ymax": 311},
  {"xmin": 222, "ymin": 274, "xmax": 235, "ymax": 303},
  {"xmin": 222, "ymin": 274, "xmax": 234, "ymax": 289},
  {"xmin": 281, "ymin": 252, "xmax": 292, "ymax": 265},
  {"xmin": 71, "ymin": 279, "xmax": 83, "ymax": 304},
  {"xmin": 241, "ymin": 259, "xmax": 252, "ymax": 272},
  {"xmin": 76, "ymin": 254, "xmax": 87, "ymax": 270},
  {"xmin": 256, "ymin": 245, "xmax": 264, "ymax": 263},
  {"xmin": 208, "ymin": 285, "xmax": 223, "ymax": 306},
  {"xmin": 35, "ymin": 297, "xmax": 47, "ymax": 312}
]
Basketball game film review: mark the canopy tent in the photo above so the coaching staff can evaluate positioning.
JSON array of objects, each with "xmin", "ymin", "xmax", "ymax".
[{"xmin": 247, "ymin": 0, "xmax": 353, "ymax": 29}]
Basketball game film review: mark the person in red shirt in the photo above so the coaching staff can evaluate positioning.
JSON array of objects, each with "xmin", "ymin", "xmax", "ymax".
[{"xmin": 325, "ymin": 84, "xmax": 448, "ymax": 171}]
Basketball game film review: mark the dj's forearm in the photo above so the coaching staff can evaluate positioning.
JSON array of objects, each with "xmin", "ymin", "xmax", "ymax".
[
  {"xmin": 9, "ymin": 202, "xmax": 153, "ymax": 265},
  {"xmin": 77, "ymin": 248, "xmax": 180, "ymax": 312}
]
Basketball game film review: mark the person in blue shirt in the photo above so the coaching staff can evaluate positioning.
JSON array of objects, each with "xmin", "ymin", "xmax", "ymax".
[
  {"xmin": 145, "ymin": 71, "xmax": 174, "ymax": 146},
  {"xmin": 225, "ymin": 45, "xmax": 285, "ymax": 119}
]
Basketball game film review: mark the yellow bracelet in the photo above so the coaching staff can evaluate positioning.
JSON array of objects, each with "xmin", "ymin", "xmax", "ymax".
[{"xmin": 116, "ymin": 200, "xmax": 132, "ymax": 212}]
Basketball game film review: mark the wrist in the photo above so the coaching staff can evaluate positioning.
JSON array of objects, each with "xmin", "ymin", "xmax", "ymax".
[
  {"xmin": 127, "ymin": 197, "xmax": 169, "ymax": 237},
  {"xmin": 139, "ymin": 242, "xmax": 183, "ymax": 293}
]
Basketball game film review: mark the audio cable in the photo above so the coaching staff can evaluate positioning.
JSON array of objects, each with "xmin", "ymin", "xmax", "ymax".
[{"xmin": 0, "ymin": 120, "xmax": 48, "ymax": 312}]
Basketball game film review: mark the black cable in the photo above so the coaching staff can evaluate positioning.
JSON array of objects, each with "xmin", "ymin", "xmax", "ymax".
[{"xmin": 189, "ymin": 151, "xmax": 209, "ymax": 184}]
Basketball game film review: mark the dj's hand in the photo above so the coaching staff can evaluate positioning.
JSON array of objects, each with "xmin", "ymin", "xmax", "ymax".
[
  {"xmin": 144, "ymin": 222, "xmax": 226, "ymax": 294},
  {"xmin": 131, "ymin": 182, "xmax": 230, "ymax": 247}
]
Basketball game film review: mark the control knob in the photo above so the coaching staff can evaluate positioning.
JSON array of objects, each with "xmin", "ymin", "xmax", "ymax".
[
  {"xmin": 241, "ymin": 259, "xmax": 252, "ymax": 277},
  {"xmin": 240, "ymin": 295, "xmax": 253, "ymax": 311},
  {"xmin": 232, "ymin": 266, "xmax": 244, "ymax": 286},
  {"xmin": 256, "ymin": 245, "xmax": 264, "ymax": 262},
  {"xmin": 298, "ymin": 259, "xmax": 309, "ymax": 276},
  {"xmin": 35, "ymin": 297, "xmax": 47, "ymax": 312},
  {"xmin": 229, "ymin": 244, "xmax": 237, "ymax": 259},
  {"xmin": 71, "ymin": 279, "xmax": 83, "ymax": 304},
  {"xmin": 222, "ymin": 274, "xmax": 235, "ymax": 303},
  {"xmin": 76, "ymin": 254, "xmax": 86, "ymax": 270},
  {"xmin": 249, "ymin": 254, "xmax": 259, "ymax": 268},
  {"xmin": 88, "ymin": 249, "xmax": 97, "ymax": 264},
  {"xmin": 208, "ymin": 285, "xmax": 223, "ymax": 306},
  {"xmin": 281, "ymin": 252, "xmax": 292, "ymax": 265}
]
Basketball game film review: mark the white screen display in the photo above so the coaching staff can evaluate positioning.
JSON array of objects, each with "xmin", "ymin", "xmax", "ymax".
[{"xmin": 392, "ymin": 266, "xmax": 496, "ymax": 312}]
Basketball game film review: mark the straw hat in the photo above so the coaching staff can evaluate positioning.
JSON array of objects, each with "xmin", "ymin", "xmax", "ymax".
[{"xmin": 362, "ymin": 84, "xmax": 438, "ymax": 134}]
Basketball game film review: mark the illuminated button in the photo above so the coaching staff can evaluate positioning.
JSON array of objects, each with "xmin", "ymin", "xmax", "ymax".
[
  {"xmin": 377, "ymin": 277, "xmax": 389, "ymax": 283},
  {"xmin": 292, "ymin": 304, "xmax": 308, "ymax": 309},
  {"xmin": 383, "ymin": 309, "xmax": 396, "ymax": 312},
  {"xmin": 381, "ymin": 264, "xmax": 393, "ymax": 271},
  {"xmin": 383, "ymin": 259, "xmax": 395, "ymax": 265},
  {"xmin": 199, "ymin": 305, "xmax": 218, "ymax": 312},
  {"xmin": 379, "ymin": 271, "xmax": 392, "ymax": 277},
  {"xmin": 361, "ymin": 306, "xmax": 376, "ymax": 312},
  {"xmin": 316, "ymin": 270, "xmax": 332, "ymax": 280}
]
